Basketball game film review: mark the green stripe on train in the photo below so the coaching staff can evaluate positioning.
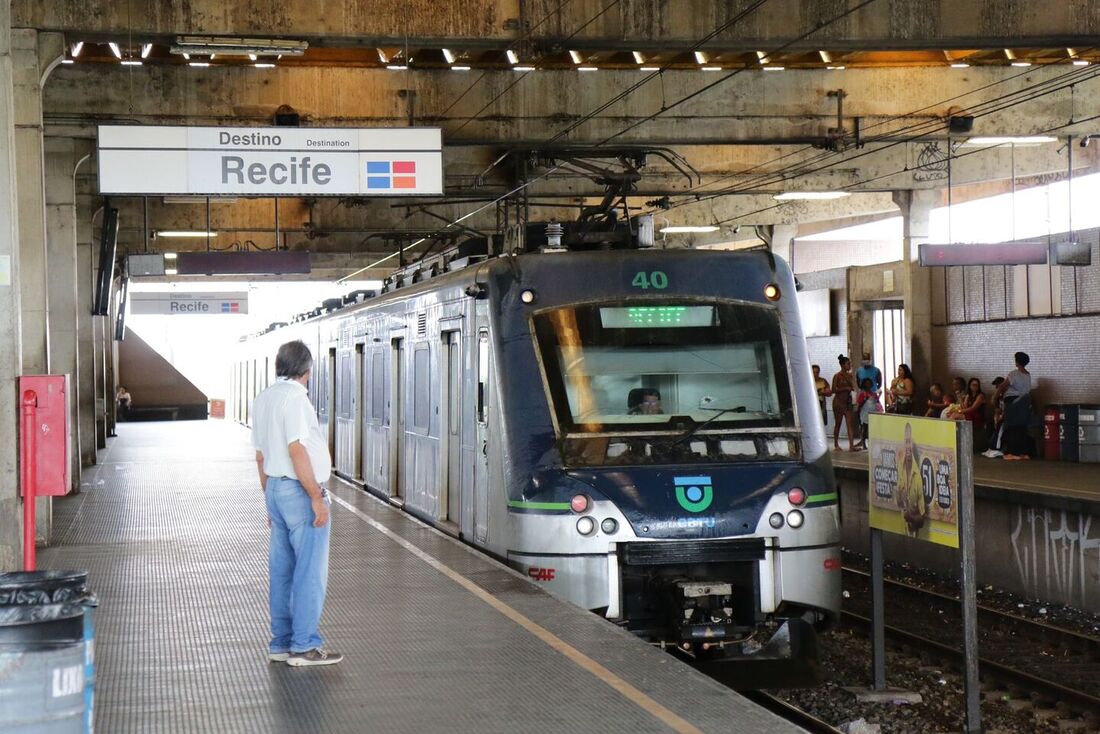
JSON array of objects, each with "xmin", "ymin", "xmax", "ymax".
[
  {"xmin": 507, "ymin": 500, "xmax": 572, "ymax": 511},
  {"xmin": 806, "ymin": 492, "xmax": 838, "ymax": 504}
]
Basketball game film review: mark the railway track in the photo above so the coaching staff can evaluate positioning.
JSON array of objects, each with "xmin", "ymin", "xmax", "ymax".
[
  {"xmin": 740, "ymin": 690, "xmax": 844, "ymax": 734},
  {"xmin": 842, "ymin": 566, "xmax": 1100, "ymax": 721}
]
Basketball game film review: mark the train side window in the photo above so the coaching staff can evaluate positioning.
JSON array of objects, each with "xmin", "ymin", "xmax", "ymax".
[
  {"xmin": 371, "ymin": 351, "xmax": 383, "ymax": 422},
  {"xmin": 477, "ymin": 333, "xmax": 489, "ymax": 424},
  {"xmin": 413, "ymin": 345, "xmax": 430, "ymax": 430}
]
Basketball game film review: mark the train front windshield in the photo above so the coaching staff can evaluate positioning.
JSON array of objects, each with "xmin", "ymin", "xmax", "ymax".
[{"xmin": 532, "ymin": 301, "xmax": 797, "ymax": 463}]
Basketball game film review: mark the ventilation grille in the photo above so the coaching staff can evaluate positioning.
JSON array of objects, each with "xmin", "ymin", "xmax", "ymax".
[{"xmin": 417, "ymin": 313, "xmax": 427, "ymax": 336}]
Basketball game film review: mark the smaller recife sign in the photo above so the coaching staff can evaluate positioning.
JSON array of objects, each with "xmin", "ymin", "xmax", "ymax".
[{"xmin": 130, "ymin": 292, "xmax": 249, "ymax": 315}]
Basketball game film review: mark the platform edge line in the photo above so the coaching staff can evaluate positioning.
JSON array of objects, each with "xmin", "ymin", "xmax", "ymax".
[{"xmin": 330, "ymin": 493, "xmax": 704, "ymax": 734}]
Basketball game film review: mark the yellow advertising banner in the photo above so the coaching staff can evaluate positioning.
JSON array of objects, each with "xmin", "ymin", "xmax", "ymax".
[{"xmin": 868, "ymin": 414, "xmax": 960, "ymax": 548}]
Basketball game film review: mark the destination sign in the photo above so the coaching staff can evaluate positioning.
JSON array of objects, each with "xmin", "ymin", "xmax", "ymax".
[
  {"xmin": 130, "ymin": 292, "xmax": 249, "ymax": 315},
  {"xmin": 96, "ymin": 126, "xmax": 443, "ymax": 196}
]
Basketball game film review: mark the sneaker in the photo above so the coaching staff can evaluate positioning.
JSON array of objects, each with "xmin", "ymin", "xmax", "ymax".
[
  {"xmin": 268, "ymin": 651, "xmax": 290, "ymax": 663},
  {"xmin": 982, "ymin": 450, "xmax": 1003, "ymax": 459},
  {"xmin": 286, "ymin": 648, "xmax": 343, "ymax": 667}
]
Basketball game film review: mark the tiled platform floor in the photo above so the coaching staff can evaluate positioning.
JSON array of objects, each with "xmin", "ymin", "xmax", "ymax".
[{"xmin": 39, "ymin": 421, "xmax": 803, "ymax": 733}]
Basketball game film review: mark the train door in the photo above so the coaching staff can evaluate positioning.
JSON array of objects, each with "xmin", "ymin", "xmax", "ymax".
[
  {"xmin": 326, "ymin": 347, "xmax": 337, "ymax": 458},
  {"xmin": 353, "ymin": 343, "xmax": 364, "ymax": 480},
  {"xmin": 440, "ymin": 330, "xmax": 462, "ymax": 527},
  {"xmin": 389, "ymin": 338, "xmax": 404, "ymax": 501},
  {"xmin": 473, "ymin": 329, "xmax": 490, "ymax": 543}
]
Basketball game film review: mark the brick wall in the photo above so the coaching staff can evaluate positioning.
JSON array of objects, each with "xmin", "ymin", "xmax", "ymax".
[{"xmin": 932, "ymin": 314, "xmax": 1100, "ymax": 406}]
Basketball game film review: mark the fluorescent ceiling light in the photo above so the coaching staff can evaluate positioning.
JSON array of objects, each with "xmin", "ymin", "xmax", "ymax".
[
  {"xmin": 1074, "ymin": 60, "xmax": 1089, "ymax": 66},
  {"xmin": 188, "ymin": 61, "xmax": 210, "ymax": 67},
  {"xmin": 818, "ymin": 50, "xmax": 832, "ymax": 63},
  {"xmin": 1011, "ymin": 61, "xmax": 1032, "ymax": 67},
  {"xmin": 253, "ymin": 63, "xmax": 275, "ymax": 68},
  {"xmin": 451, "ymin": 65, "xmax": 471, "ymax": 71},
  {"xmin": 763, "ymin": 66, "xmax": 784, "ymax": 71},
  {"xmin": 755, "ymin": 50, "xmax": 768, "ymax": 62},
  {"xmin": 701, "ymin": 66, "xmax": 722, "ymax": 71},
  {"xmin": 577, "ymin": 66, "xmax": 598, "ymax": 71},
  {"xmin": 773, "ymin": 191, "xmax": 851, "ymax": 201},
  {"xmin": 171, "ymin": 35, "xmax": 307, "ymax": 57},
  {"xmin": 506, "ymin": 49, "xmax": 518, "ymax": 64},
  {"xmin": 163, "ymin": 252, "xmax": 178, "ymax": 259},
  {"xmin": 61, "ymin": 59, "xmax": 74, "ymax": 64},
  {"xmin": 386, "ymin": 64, "xmax": 407, "ymax": 70},
  {"xmin": 632, "ymin": 51, "xmax": 644, "ymax": 64},
  {"xmin": 156, "ymin": 230, "xmax": 218, "ymax": 238},
  {"xmin": 640, "ymin": 66, "xmax": 660, "ymax": 71},
  {"xmin": 827, "ymin": 65, "xmax": 846, "ymax": 70},
  {"xmin": 660, "ymin": 225, "xmax": 720, "ymax": 233},
  {"xmin": 951, "ymin": 62, "xmax": 970, "ymax": 68},
  {"xmin": 377, "ymin": 49, "xmax": 389, "ymax": 63},
  {"xmin": 164, "ymin": 268, "xmax": 178, "ymax": 275},
  {"xmin": 248, "ymin": 53, "xmax": 257, "ymax": 61},
  {"xmin": 71, "ymin": 42, "xmax": 84, "ymax": 57},
  {"xmin": 442, "ymin": 49, "xmax": 456, "ymax": 64},
  {"xmin": 108, "ymin": 42, "xmax": 121, "ymax": 59},
  {"xmin": 694, "ymin": 51, "xmax": 707, "ymax": 64},
  {"xmin": 182, "ymin": 52, "xmax": 190, "ymax": 60},
  {"xmin": 141, "ymin": 43, "xmax": 152, "ymax": 58},
  {"xmin": 963, "ymin": 136, "xmax": 1057, "ymax": 146},
  {"xmin": 569, "ymin": 50, "xmax": 582, "ymax": 64},
  {"xmin": 121, "ymin": 60, "xmax": 142, "ymax": 66},
  {"xmin": 513, "ymin": 65, "xmax": 536, "ymax": 71}
]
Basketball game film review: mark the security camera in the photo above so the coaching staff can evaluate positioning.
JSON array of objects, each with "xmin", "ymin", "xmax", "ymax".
[{"xmin": 1081, "ymin": 136, "xmax": 1092, "ymax": 148}]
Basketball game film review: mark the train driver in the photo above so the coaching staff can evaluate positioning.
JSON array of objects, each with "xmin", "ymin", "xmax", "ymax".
[{"xmin": 628, "ymin": 387, "xmax": 664, "ymax": 415}]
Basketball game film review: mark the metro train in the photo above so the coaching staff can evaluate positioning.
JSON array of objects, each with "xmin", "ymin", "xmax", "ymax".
[{"xmin": 232, "ymin": 242, "xmax": 841, "ymax": 670}]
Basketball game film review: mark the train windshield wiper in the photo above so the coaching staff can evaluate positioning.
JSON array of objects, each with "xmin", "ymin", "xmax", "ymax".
[{"xmin": 666, "ymin": 405, "xmax": 747, "ymax": 449}]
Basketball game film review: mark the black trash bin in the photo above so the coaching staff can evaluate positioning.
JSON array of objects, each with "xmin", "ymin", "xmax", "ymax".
[{"xmin": 0, "ymin": 572, "xmax": 96, "ymax": 734}]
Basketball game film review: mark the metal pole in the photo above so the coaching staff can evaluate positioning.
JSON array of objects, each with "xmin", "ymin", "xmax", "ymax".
[
  {"xmin": 21, "ymin": 389, "xmax": 38, "ymax": 571},
  {"xmin": 274, "ymin": 197, "xmax": 280, "ymax": 250},
  {"xmin": 142, "ymin": 196, "xmax": 149, "ymax": 253},
  {"xmin": 957, "ymin": 420, "xmax": 981, "ymax": 733},
  {"xmin": 870, "ymin": 526, "xmax": 886, "ymax": 690},
  {"xmin": 205, "ymin": 196, "xmax": 212, "ymax": 252}
]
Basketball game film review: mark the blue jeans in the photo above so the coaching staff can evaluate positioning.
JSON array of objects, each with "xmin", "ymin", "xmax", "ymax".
[{"xmin": 265, "ymin": 477, "xmax": 331, "ymax": 653}]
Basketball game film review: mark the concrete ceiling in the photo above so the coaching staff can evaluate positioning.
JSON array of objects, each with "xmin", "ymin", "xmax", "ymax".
[{"xmin": 20, "ymin": 0, "xmax": 1100, "ymax": 260}]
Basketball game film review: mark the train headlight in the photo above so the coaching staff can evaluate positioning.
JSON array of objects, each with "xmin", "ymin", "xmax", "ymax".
[
  {"xmin": 521, "ymin": 289, "xmax": 537, "ymax": 304},
  {"xmin": 764, "ymin": 283, "xmax": 781, "ymax": 301},
  {"xmin": 768, "ymin": 512, "xmax": 785, "ymax": 529},
  {"xmin": 576, "ymin": 516, "xmax": 597, "ymax": 536},
  {"xmin": 786, "ymin": 510, "xmax": 805, "ymax": 529},
  {"xmin": 600, "ymin": 518, "xmax": 618, "ymax": 535},
  {"xmin": 787, "ymin": 487, "xmax": 806, "ymax": 506},
  {"xmin": 570, "ymin": 494, "xmax": 590, "ymax": 513}
]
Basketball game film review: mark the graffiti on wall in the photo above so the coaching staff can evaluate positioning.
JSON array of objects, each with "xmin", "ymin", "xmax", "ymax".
[{"xmin": 1011, "ymin": 506, "xmax": 1100, "ymax": 606}]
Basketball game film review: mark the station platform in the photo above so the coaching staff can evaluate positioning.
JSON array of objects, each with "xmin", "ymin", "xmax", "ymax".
[
  {"xmin": 38, "ymin": 421, "xmax": 804, "ymax": 734},
  {"xmin": 831, "ymin": 447, "xmax": 1100, "ymax": 507}
]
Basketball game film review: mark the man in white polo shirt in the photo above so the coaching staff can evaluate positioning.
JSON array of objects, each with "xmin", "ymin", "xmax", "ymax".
[{"xmin": 252, "ymin": 340, "xmax": 342, "ymax": 667}]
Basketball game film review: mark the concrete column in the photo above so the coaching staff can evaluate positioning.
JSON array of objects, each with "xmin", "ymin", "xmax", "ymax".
[
  {"xmin": 11, "ymin": 29, "xmax": 61, "ymax": 375},
  {"xmin": 893, "ymin": 189, "xmax": 937, "ymax": 400},
  {"xmin": 0, "ymin": 0, "xmax": 25, "ymax": 568},
  {"xmin": 45, "ymin": 137, "xmax": 80, "ymax": 493},
  {"xmin": 75, "ymin": 173, "xmax": 97, "ymax": 467},
  {"xmin": 769, "ymin": 223, "xmax": 798, "ymax": 270}
]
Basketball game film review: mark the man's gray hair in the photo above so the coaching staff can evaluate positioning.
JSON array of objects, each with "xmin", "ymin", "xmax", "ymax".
[{"xmin": 275, "ymin": 340, "xmax": 313, "ymax": 378}]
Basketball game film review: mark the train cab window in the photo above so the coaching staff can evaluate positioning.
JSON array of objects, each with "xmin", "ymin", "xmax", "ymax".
[{"xmin": 532, "ymin": 301, "xmax": 796, "ymax": 463}]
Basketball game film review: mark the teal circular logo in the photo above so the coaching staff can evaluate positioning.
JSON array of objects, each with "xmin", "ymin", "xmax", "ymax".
[{"xmin": 674, "ymin": 476, "xmax": 714, "ymax": 513}]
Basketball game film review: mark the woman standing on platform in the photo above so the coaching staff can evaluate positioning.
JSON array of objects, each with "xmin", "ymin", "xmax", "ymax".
[
  {"xmin": 960, "ymin": 378, "xmax": 988, "ymax": 434},
  {"xmin": 994, "ymin": 352, "xmax": 1032, "ymax": 460},
  {"xmin": 831, "ymin": 355, "xmax": 858, "ymax": 451},
  {"xmin": 887, "ymin": 364, "xmax": 915, "ymax": 415}
]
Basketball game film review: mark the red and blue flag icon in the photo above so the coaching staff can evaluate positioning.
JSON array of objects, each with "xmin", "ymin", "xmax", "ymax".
[
  {"xmin": 366, "ymin": 161, "xmax": 417, "ymax": 190},
  {"xmin": 220, "ymin": 302, "xmax": 240, "ymax": 313}
]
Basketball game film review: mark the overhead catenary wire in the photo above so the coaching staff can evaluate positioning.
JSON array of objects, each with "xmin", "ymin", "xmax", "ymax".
[
  {"xmin": 336, "ymin": 0, "xmax": 872, "ymax": 282},
  {"xmin": 664, "ymin": 60, "xmax": 1100, "ymax": 218}
]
